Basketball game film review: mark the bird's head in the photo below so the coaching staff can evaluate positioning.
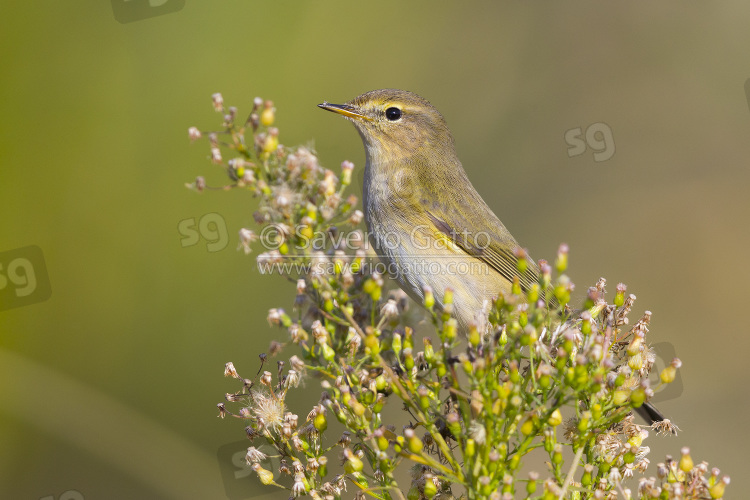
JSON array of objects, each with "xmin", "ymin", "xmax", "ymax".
[{"xmin": 318, "ymin": 89, "xmax": 456, "ymax": 166}]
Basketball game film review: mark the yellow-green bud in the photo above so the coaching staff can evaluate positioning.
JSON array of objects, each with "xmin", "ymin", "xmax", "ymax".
[
  {"xmin": 363, "ymin": 278, "xmax": 377, "ymax": 294},
  {"xmin": 630, "ymin": 387, "xmax": 646, "ymax": 408},
  {"xmin": 423, "ymin": 338, "xmax": 435, "ymax": 364},
  {"xmin": 709, "ymin": 477, "xmax": 729, "ymax": 499},
  {"xmin": 465, "ymin": 438, "xmax": 476, "ymax": 458},
  {"xmin": 613, "ymin": 390, "xmax": 630, "ymax": 406},
  {"xmin": 407, "ymin": 485, "xmax": 420, "ymax": 500},
  {"xmin": 555, "ymin": 244, "xmax": 568, "ymax": 273},
  {"xmin": 581, "ymin": 465, "xmax": 594, "ymax": 486},
  {"xmin": 321, "ymin": 343, "xmax": 335, "ymax": 362},
  {"xmin": 679, "ymin": 447, "xmax": 693, "ymax": 472},
  {"xmin": 344, "ymin": 451, "xmax": 363, "ymax": 473},
  {"xmin": 407, "ymin": 435, "xmax": 423, "ymax": 454},
  {"xmin": 260, "ymin": 105, "xmax": 275, "ymax": 127},
  {"xmin": 512, "ymin": 276, "xmax": 522, "ymax": 296},
  {"xmin": 661, "ymin": 365, "xmax": 677, "ymax": 384},
  {"xmin": 252, "ymin": 464, "xmax": 275, "ymax": 485},
  {"xmin": 365, "ymin": 333, "xmax": 380, "ymax": 356},
  {"xmin": 552, "ymin": 447, "xmax": 563, "ymax": 465},
  {"xmin": 468, "ymin": 323, "xmax": 480, "ymax": 347},
  {"xmin": 528, "ymin": 283, "xmax": 540, "ymax": 303},
  {"xmin": 403, "ymin": 327, "xmax": 414, "ymax": 349},
  {"xmin": 351, "ymin": 401, "xmax": 365, "ymax": 417},
  {"xmin": 423, "ymin": 476, "xmax": 437, "ymax": 499},
  {"xmin": 614, "ymin": 283, "xmax": 626, "ymax": 307},
  {"xmin": 443, "ymin": 318, "xmax": 457, "ymax": 341},
  {"xmin": 548, "ymin": 408, "xmax": 563, "ymax": 427},
  {"xmin": 313, "ymin": 412, "xmax": 327, "ymax": 432},
  {"xmin": 520, "ymin": 418, "xmax": 535, "ymax": 436},
  {"xmin": 262, "ymin": 133, "xmax": 278, "ymax": 154},
  {"xmin": 592, "ymin": 404, "xmax": 602, "ymax": 420},
  {"xmin": 424, "ymin": 286, "xmax": 435, "ymax": 309},
  {"xmin": 392, "ymin": 333, "xmax": 402, "ymax": 356},
  {"xmin": 403, "ymin": 349, "xmax": 415, "ymax": 371},
  {"xmin": 377, "ymin": 435, "xmax": 389, "ymax": 451},
  {"xmin": 527, "ymin": 476, "xmax": 538, "ymax": 494}
]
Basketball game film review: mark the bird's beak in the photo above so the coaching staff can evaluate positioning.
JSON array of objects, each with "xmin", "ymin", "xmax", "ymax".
[{"xmin": 318, "ymin": 102, "xmax": 371, "ymax": 121}]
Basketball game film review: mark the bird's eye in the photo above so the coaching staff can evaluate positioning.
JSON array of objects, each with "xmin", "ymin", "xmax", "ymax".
[{"xmin": 385, "ymin": 107, "xmax": 402, "ymax": 121}]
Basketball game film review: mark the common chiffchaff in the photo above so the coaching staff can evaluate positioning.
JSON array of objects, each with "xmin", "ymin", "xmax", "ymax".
[
  {"xmin": 319, "ymin": 89, "xmax": 538, "ymax": 329},
  {"xmin": 318, "ymin": 88, "xmax": 668, "ymax": 426}
]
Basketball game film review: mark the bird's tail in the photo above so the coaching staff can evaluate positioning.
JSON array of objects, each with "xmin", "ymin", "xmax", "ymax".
[{"xmin": 635, "ymin": 402, "xmax": 667, "ymax": 426}]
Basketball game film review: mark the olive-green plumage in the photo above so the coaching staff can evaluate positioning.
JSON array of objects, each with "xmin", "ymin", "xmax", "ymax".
[{"xmin": 319, "ymin": 89, "xmax": 539, "ymax": 328}]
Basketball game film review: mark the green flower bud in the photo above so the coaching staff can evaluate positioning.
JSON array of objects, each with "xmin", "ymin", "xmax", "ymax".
[
  {"xmin": 498, "ymin": 327, "xmax": 508, "ymax": 346},
  {"xmin": 377, "ymin": 435, "xmax": 389, "ymax": 451},
  {"xmin": 252, "ymin": 464, "xmax": 275, "ymax": 485},
  {"xmin": 709, "ymin": 477, "xmax": 729, "ymax": 499},
  {"xmin": 423, "ymin": 338, "xmax": 435, "ymax": 364},
  {"xmin": 468, "ymin": 323, "xmax": 480, "ymax": 347},
  {"xmin": 372, "ymin": 393, "xmax": 386, "ymax": 414},
  {"xmin": 548, "ymin": 409, "xmax": 563, "ymax": 427},
  {"xmin": 313, "ymin": 412, "xmax": 327, "ymax": 432},
  {"xmin": 443, "ymin": 318, "xmax": 457, "ymax": 341},
  {"xmin": 321, "ymin": 343, "xmax": 335, "ymax": 362},
  {"xmin": 630, "ymin": 387, "xmax": 646, "ymax": 408},
  {"xmin": 365, "ymin": 333, "xmax": 380, "ymax": 356},
  {"xmin": 512, "ymin": 276, "xmax": 522, "ymax": 296},
  {"xmin": 526, "ymin": 475, "xmax": 538, "ymax": 494},
  {"xmin": 351, "ymin": 401, "xmax": 365, "ymax": 417},
  {"xmin": 407, "ymin": 485, "xmax": 420, "ymax": 500},
  {"xmin": 403, "ymin": 327, "xmax": 414, "ymax": 349},
  {"xmin": 403, "ymin": 348, "xmax": 415, "ymax": 371},
  {"xmin": 423, "ymin": 476, "xmax": 437, "ymax": 499},
  {"xmin": 375, "ymin": 374, "xmax": 387, "ymax": 391},
  {"xmin": 613, "ymin": 390, "xmax": 630, "ymax": 406},
  {"xmin": 555, "ymin": 244, "xmax": 568, "ymax": 274},
  {"xmin": 260, "ymin": 105, "xmax": 275, "ymax": 127},
  {"xmin": 591, "ymin": 403, "xmax": 602, "ymax": 420},
  {"xmin": 679, "ymin": 447, "xmax": 693, "ymax": 472},
  {"xmin": 424, "ymin": 286, "xmax": 435, "ymax": 309},
  {"xmin": 392, "ymin": 333, "xmax": 402, "ymax": 356},
  {"xmin": 528, "ymin": 283, "xmax": 539, "ymax": 303},
  {"xmin": 661, "ymin": 365, "xmax": 677, "ymax": 384},
  {"xmin": 520, "ymin": 418, "xmax": 535, "ymax": 436},
  {"xmin": 552, "ymin": 447, "xmax": 563, "ymax": 465},
  {"xmin": 464, "ymin": 438, "xmax": 476, "ymax": 458},
  {"xmin": 581, "ymin": 464, "xmax": 594, "ymax": 486},
  {"xmin": 614, "ymin": 283, "xmax": 626, "ymax": 307},
  {"xmin": 344, "ymin": 450, "xmax": 363, "ymax": 473},
  {"xmin": 407, "ymin": 435, "xmax": 423, "ymax": 454}
]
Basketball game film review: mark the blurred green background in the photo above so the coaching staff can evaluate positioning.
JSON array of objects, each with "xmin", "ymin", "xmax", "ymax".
[{"xmin": 2, "ymin": 1, "xmax": 749, "ymax": 498}]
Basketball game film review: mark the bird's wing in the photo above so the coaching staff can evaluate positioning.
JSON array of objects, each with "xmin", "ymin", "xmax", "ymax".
[{"xmin": 424, "ymin": 209, "xmax": 539, "ymax": 293}]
